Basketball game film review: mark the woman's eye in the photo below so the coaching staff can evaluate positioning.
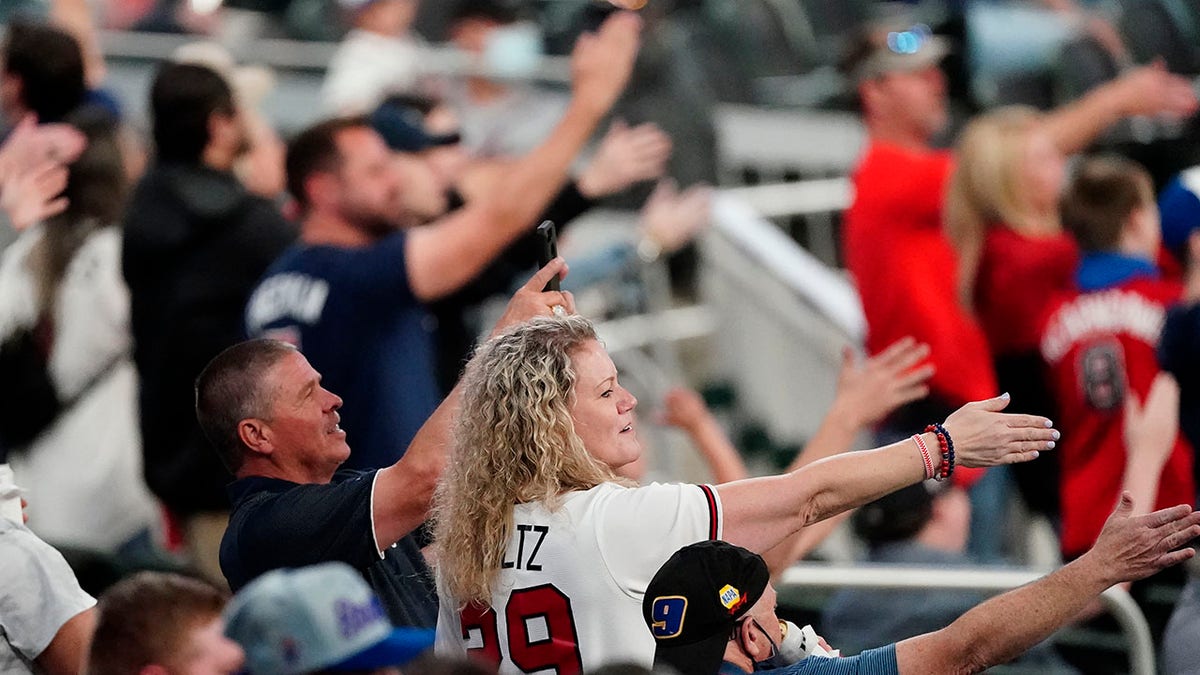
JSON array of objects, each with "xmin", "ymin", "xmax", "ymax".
[{"xmin": 601, "ymin": 389, "xmax": 613, "ymax": 398}]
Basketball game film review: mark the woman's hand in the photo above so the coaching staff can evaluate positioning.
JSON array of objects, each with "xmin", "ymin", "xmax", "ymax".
[{"xmin": 942, "ymin": 394, "xmax": 1058, "ymax": 468}]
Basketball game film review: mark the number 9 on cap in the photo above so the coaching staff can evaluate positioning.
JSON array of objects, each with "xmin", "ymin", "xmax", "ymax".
[{"xmin": 650, "ymin": 596, "xmax": 687, "ymax": 638}]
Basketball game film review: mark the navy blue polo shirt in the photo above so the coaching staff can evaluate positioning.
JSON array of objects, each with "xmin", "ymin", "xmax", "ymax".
[
  {"xmin": 719, "ymin": 645, "xmax": 898, "ymax": 674},
  {"xmin": 244, "ymin": 231, "xmax": 441, "ymax": 471},
  {"xmin": 219, "ymin": 469, "xmax": 438, "ymax": 628}
]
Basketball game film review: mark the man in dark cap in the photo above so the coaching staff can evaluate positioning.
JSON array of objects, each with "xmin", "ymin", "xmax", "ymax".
[{"xmin": 645, "ymin": 493, "xmax": 1200, "ymax": 674}]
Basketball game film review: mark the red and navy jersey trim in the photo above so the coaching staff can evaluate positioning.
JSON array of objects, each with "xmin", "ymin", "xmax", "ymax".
[{"xmin": 698, "ymin": 484, "xmax": 719, "ymax": 540}]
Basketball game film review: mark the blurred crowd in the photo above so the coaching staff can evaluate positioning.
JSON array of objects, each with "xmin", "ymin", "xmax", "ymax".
[{"xmin": 2, "ymin": 0, "xmax": 1200, "ymax": 674}]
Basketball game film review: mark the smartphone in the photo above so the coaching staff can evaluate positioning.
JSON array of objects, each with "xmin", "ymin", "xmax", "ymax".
[{"xmin": 536, "ymin": 220, "xmax": 560, "ymax": 292}]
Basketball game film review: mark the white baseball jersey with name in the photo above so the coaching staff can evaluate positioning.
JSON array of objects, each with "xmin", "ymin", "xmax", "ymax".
[{"xmin": 435, "ymin": 481, "xmax": 723, "ymax": 674}]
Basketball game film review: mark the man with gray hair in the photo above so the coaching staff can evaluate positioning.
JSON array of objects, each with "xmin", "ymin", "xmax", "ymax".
[{"xmin": 196, "ymin": 259, "xmax": 574, "ymax": 627}]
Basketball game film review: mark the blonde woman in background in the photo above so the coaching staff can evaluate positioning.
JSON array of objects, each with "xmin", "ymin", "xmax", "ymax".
[{"xmin": 945, "ymin": 106, "xmax": 1078, "ymax": 521}]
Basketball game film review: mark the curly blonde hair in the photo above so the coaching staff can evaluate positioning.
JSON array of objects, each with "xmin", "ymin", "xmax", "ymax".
[{"xmin": 433, "ymin": 315, "xmax": 632, "ymax": 608}]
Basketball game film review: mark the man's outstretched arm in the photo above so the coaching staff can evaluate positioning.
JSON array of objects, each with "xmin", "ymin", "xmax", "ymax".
[{"xmin": 896, "ymin": 493, "xmax": 1200, "ymax": 674}]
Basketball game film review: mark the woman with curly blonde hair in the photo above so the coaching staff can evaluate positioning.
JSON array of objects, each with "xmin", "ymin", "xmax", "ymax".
[{"xmin": 432, "ymin": 315, "xmax": 1059, "ymax": 673}]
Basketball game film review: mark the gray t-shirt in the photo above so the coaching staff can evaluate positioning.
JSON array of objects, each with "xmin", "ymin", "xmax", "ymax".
[{"xmin": 0, "ymin": 519, "xmax": 95, "ymax": 672}]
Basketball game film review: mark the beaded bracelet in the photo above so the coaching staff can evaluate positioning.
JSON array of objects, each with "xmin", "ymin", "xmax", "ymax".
[
  {"xmin": 924, "ymin": 423, "xmax": 955, "ymax": 481},
  {"xmin": 911, "ymin": 434, "xmax": 934, "ymax": 480}
]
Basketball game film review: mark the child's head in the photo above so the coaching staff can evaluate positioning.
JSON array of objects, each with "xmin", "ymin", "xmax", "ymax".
[{"xmin": 1061, "ymin": 156, "xmax": 1159, "ymax": 257}]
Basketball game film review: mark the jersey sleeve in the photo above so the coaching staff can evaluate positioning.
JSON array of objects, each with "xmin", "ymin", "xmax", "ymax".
[
  {"xmin": 233, "ymin": 472, "xmax": 383, "ymax": 578},
  {"xmin": 0, "ymin": 524, "xmax": 96, "ymax": 660},
  {"xmin": 594, "ymin": 482, "xmax": 723, "ymax": 598}
]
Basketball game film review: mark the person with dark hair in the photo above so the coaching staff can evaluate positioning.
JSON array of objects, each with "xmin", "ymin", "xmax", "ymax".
[
  {"xmin": 829, "ymin": 442, "xmax": 1164, "ymax": 668},
  {"xmin": 1040, "ymin": 156, "xmax": 1194, "ymax": 560},
  {"xmin": 244, "ymin": 11, "xmax": 639, "ymax": 474},
  {"xmin": 209, "ymin": 260, "xmax": 573, "ymax": 627},
  {"xmin": 371, "ymin": 92, "xmax": 677, "ymax": 393},
  {"xmin": 820, "ymin": 484, "xmax": 1027, "ymax": 659},
  {"xmin": 122, "ymin": 61, "xmax": 296, "ymax": 585},
  {"xmin": 0, "ymin": 108, "xmax": 159, "ymax": 557},
  {"xmin": 0, "ymin": 20, "xmax": 87, "ymax": 125},
  {"xmin": 87, "ymin": 571, "xmax": 244, "ymax": 675},
  {"xmin": 644, "ymin": 504, "xmax": 1200, "ymax": 674}
]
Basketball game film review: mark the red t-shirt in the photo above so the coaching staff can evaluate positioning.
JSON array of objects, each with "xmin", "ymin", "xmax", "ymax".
[
  {"xmin": 976, "ymin": 228, "xmax": 1079, "ymax": 356},
  {"xmin": 844, "ymin": 142, "xmax": 997, "ymax": 407},
  {"xmin": 1039, "ymin": 277, "xmax": 1195, "ymax": 558}
]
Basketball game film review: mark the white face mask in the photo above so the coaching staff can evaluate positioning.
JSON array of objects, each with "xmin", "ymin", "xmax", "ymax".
[
  {"xmin": 482, "ymin": 21, "xmax": 543, "ymax": 78},
  {"xmin": 772, "ymin": 619, "xmax": 840, "ymax": 658},
  {"xmin": 756, "ymin": 621, "xmax": 839, "ymax": 669}
]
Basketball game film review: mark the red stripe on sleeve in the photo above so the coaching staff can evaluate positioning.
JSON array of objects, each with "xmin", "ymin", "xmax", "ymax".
[{"xmin": 697, "ymin": 484, "xmax": 718, "ymax": 540}]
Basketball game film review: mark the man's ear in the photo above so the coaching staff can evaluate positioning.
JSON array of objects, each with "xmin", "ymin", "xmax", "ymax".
[
  {"xmin": 206, "ymin": 110, "xmax": 229, "ymax": 143},
  {"xmin": 238, "ymin": 418, "xmax": 273, "ymax": 457},
  {"xmin": 739, "ymin": 619, "xmax": 769, "ymax": 661},
  {"xmin": 304, "ymin": 172, "xmax": 338, "ymax": 210}
]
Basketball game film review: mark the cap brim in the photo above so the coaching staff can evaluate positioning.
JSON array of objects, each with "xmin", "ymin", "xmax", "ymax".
[
  {"xmin": 328, "ymin": 627, "xmax": 435, "ymax": 670},
  {"xmin": 654, "ymin": 632, "xmax": 729, "ymax": 675},
  {"xmin": 426, "ymin": 132, "xmax": 463, "ymax": 148}
]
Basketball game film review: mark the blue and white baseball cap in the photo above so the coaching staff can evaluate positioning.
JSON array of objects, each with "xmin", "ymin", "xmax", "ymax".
[
  {"xmin": 1159, "ymin": 166, "xmax": 1200, "ymax": 257},
  {"xmin": 224, "ymin": 562, "xmax": 434, "ymax": 674}
]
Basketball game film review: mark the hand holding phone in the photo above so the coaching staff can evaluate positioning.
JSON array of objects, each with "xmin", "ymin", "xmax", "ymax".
[{"xmin": 536, "ymin": 220, "xmax": 561, "ymax": 292}]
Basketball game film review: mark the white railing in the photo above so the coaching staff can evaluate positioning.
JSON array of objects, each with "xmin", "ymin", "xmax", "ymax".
[
  {"xmin": 778, "ymin": 563, "xmax": 1155, "ymax": 675},
  {"xmin": 698, "ymin": 188, "xmax": 863, "ymax": 446}
]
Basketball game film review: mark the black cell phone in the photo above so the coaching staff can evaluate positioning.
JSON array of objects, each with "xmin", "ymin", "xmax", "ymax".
[{"xmin": 536, "ymin": 220, "xmax": 560, "ymax": 292}]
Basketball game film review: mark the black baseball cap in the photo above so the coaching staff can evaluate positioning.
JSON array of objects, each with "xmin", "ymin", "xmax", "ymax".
[
  {"xmin": 370, "ymin": 99, "xmax": 461, "ymax": 153},
  {"xmin": 643, "ymin": 541, "xmax": 770, "ymax": 675}
]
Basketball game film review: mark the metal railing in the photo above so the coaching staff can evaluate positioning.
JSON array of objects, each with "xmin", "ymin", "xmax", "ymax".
[
  {"xmin": 778, "ymin": 563, "xmax": 1155, "ymax": 675},
  {"xmin": 696, "ymin": 188, "xmax": 864, "ymax": 446}
]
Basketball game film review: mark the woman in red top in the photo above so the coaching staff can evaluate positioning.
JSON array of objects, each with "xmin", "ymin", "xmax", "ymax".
[{"xmin": 945, "ymin": 106, "xmax": 1080, "ymax": 518}]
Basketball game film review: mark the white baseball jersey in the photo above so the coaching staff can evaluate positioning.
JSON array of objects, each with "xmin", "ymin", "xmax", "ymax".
[{"xmin": 435, "ymin": 481, "xmax": 723, "ymax": 674}]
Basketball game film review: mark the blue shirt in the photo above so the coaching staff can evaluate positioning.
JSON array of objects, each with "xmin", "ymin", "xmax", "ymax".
[
  {"xmin": 220, "ymin": 469, "xmax": 438, "ymax": 628},
  {"xmin": 245, "ymin": 231, "xmax": 441, "ymax": 471},
  {"xmin": 719, "ymin": 645, "xmax": 898, "ymax": 675},
  {"xmin": 1076, "ymin": 252, "xmax": 1159, "ymax": 292}
]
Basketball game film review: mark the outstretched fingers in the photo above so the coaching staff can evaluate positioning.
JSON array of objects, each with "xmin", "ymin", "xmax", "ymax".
[
  {"xmin": 1160, "ymin": 522, "xmax": 1200, "ymax": 552},
  {"xmin": 1142, "ymin": 503, "xmax": 1195, "ymax": 529},
  {"xmin": 1004, "ymin": 413, "xmax": 1055, "ymax": 430},
  {"xmin": 1153, "ymin": 547, "xmax": 1197, "ymax": 571},
  {"xmin": 1003, "ymin": 449, "xmax": 1043, "ymax": 465}
]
